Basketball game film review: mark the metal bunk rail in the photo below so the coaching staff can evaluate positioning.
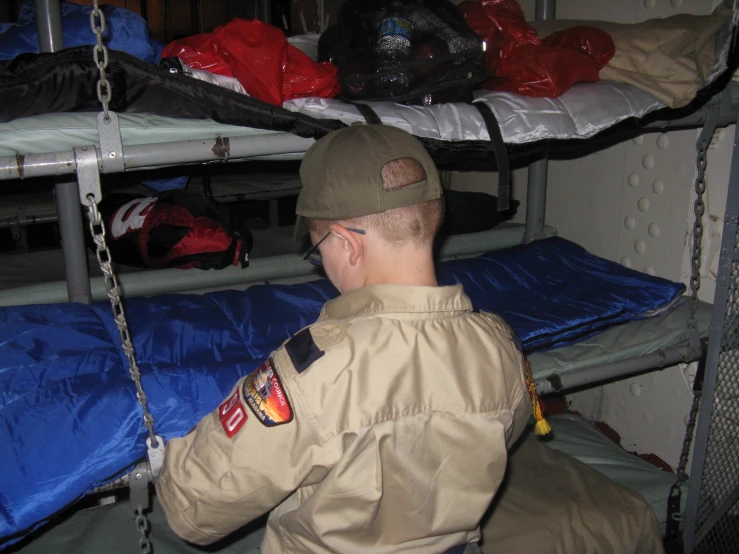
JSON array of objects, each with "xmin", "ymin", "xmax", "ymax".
[{"xmin": 0, "ymin": 133, "xmax": 316, "ymax": 181}]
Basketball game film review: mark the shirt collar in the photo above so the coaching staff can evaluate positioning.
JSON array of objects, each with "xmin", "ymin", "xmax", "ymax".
[{"xmin": 319, "ymin": 284, "xmax": 473, "ymax": 321}]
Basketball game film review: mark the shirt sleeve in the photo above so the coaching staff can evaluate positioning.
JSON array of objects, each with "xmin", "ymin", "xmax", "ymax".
[{"xmin": 156, "ymin": 357, "xmax": 325, "ymax": 545}]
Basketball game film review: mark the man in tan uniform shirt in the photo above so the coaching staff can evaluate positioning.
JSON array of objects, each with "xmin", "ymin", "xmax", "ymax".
[{"xmin": 157, "ymin": 125, "xmax": 532, "ymax": 553}]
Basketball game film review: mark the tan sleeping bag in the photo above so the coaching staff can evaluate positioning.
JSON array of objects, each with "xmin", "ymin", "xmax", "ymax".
[
  {"xmin": 531, "ymin": 8, "xmax": 732, "ymax": 108},
  {"xmin": 480, "ymin": 433, "xmax": 665, "ymax": 554}
]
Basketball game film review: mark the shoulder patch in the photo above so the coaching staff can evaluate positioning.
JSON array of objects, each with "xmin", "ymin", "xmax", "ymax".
[
  {"xmin": 285, "ymin": 327, "xmax": 325, "ymax": 374},
  {"xmin": 218, "ymin": 390, "xmax": 248, "ymax": 438},
  {"xmin": 242, "ymin": 358, "xmax": 293, "ymax": 427}
]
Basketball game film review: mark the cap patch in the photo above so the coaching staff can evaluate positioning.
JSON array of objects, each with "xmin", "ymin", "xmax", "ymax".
[
  {"xmin": 243, "ymin": 358, "xmax": 293, "ymax": 427},
  {"xmin": 218, "ymin": 390, "xmax": 248, "ymax": 438},
  {"xmin": 286, "ymin": 328, "xmax": 325, "ymax": 374}
]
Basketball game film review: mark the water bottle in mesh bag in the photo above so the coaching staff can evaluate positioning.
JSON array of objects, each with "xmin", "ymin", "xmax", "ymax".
[{"xmin": 375, "ymin": 1, "xmax": 413, "ymax": 97}]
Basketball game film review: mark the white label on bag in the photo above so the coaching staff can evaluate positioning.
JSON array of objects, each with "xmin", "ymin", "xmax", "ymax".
[{"xmin": 110, "ymin": 197, "xmax": 157, "ymax": 239}]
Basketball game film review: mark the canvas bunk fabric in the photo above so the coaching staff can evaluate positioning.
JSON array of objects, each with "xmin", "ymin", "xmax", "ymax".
[{"xmin": 479, "ymin": 430, "xmax": 665, "ymax": 554}]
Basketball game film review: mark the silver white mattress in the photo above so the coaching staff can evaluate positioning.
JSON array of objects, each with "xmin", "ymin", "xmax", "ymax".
[
  {"xmin": 284, "ymin": 82, "xmax": 665, "ymax": 145},
  {"xmin": 0, "ymin": 81, "xmax": 666, "ymax": 158}
]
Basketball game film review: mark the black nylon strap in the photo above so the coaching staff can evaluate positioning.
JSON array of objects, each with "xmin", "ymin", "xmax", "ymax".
[
  {"xmin": 352, "ymin": 102, "xmax": 383, "ymax": 125},
  {"xmin": 473, "ymin": 102, "xmax": 510, "ymax": 212}
]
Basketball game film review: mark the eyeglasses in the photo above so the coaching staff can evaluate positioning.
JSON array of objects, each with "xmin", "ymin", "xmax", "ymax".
[{"xmin": 303, "ymin": 227, "xmax": 366, "ymax": 266}]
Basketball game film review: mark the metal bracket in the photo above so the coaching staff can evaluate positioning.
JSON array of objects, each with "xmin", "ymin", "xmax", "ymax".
[
  {"xmin": 129, "ymin": 461, "xmax": 150, "ymax": 513},
  {"xmin": 696, "ymin": 106, "xmax": 721, "ymax": 151},
  {"xmin": 146, "ymin": 435, "xmax": 165, "ymax": 481},
  {"xmin": 97, "ymin": 111, "xmax": 125, "ymax": 173},
  {"xmin": 73, "ymin": 146, "xmax": 102, "ymax": 206}
]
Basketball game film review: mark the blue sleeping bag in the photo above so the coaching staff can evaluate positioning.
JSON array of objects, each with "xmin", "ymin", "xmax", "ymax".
[
  {"xmin": 0, "ymin": 237, "xmax": 684, "ymax": 547},
  {"xmin": 0, "ymin": 1, "xmax": 161, "ymax": 63}
]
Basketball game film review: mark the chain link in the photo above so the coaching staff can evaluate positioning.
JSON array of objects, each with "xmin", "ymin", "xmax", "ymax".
[
  {"xmin": 85, "ymin": 199, "xmax": 158, "ymax": 447},
  {"xmin": 89, "ymin": 0, "xmax": 112, "ymax": 120},
  {"xmin": 135, "ymin": 505, "xmax": 153, "ymax": 554},
  {"xmin": 313, "ymin": 0, "xmax": 321, "ymax": 33},
  {"xmin": 674, "ymin": 132, "xmax": 711, "ymax": 486}
]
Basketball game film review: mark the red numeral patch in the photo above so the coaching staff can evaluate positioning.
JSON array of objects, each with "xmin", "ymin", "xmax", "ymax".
[{"xmin": 218, "ymin": 390, "xmax": 248, "ymax": 438}]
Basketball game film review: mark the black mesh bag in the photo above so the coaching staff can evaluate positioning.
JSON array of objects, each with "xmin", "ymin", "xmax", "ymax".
[{"xmin": 320, "ymin": 0, "xmax": 486, "ymax": 105}]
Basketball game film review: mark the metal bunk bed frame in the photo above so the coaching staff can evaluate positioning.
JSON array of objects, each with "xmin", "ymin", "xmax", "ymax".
[
  {"xmin": 2, "ymin": 0, "xmax": 739, "ymax": 548},
  {"xmin": 1, "ymin": 0, "xmax": 737, "ymax": 391}
]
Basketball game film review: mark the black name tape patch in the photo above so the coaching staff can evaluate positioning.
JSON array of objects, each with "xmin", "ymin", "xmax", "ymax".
[
  {"xmin": 242, "ymin": 358, "xmax": 293, "ymax": 427},
  {"xmin": 285, "ymin": 328, "xmax": 325, "ymax": 374}
]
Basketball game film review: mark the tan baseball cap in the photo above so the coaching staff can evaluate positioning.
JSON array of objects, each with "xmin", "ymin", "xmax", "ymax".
[{"xmin": 294, "ymin": 125, "xmax": 442, "ymax": 240}]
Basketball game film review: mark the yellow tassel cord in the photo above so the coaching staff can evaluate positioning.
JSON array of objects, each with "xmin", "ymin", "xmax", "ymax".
[{"xmin": 524, "ymin": 359, "xmax": 552, "ymax": 437}]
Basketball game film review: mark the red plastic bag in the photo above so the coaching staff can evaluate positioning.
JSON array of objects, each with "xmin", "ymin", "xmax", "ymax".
[
  {"xmin": 459, "ymin": 0, "xmax": 538, "ymax": 75},
  {"xmin": 162, "ymin": 19, "xmax": 340, "ymax": 105},
  {"xmin": 542, "ymin": 26, "xmax": 614, "ymax": 71},
  {"xmin": 458, "ymin": 0, "xmax": 614, "ymax": 98},
  {"xmin": 161, "ymin": 34, "xmax": 234, "ymax": 78},
  {"xmin": 284, "ymin": 45, "xmax": 341, "ymax": 102},
  {"xmin": 495, "ymin": 43, "xmax": 601, "ymax": 96},
  {"xmin": 213, "ymin": 19, "xmax": 287, "ymax": 106}
]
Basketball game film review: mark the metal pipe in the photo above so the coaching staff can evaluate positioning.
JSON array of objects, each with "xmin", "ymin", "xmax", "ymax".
[
  {"xmin": 523, "ymin": 156, "xmax": 548, "ymax": 243},
  {"xmin": 534, "ymin": 343, "xmax": 704, "ymax": 395},
  {"xmin": 35, "ymin": 0, "xmax": 64, "ymax": 53},
  {"xmin": 268, "ymin": 199, "xmax": 280, "ymax": 228},
  {"xmin": 55, "ymin": 181, "xmax": 92, "ymax": 303},
  {"xmin": 0, "ymin": 212, "xmax": 57, "ymax": 228},
  {"xmin": 0, "ymin": 133, "xmax": 314, "ymax": 181},
  {"xmin": 682, "ymin": 113, "xmax": 739, "ymax": 551},
  {"xmin": 523, "ymin": 0, "xmax": 556, "ymax": 244},
  {"xmin": 535, "ymin": 0, "xmax": 556, "ymax": 21},
  {"xmin": 0, "ymin": 224, "xmax": 556, "ymax": 306}
]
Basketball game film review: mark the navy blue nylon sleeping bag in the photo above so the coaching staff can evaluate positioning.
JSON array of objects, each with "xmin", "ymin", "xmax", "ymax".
[
  {"xmin": 0, "ymin": 237, "xmax": 684, "ymax": 547},
  {"xmin": 0, "ymin": 1, "xmax": 162, "ymax": 63}
]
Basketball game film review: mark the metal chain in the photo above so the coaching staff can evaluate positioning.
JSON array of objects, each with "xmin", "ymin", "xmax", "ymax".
[
  {"xmin": 688, "ymin": 144, "xmax": 707, "ymax": 327},
  {"xmin": 313, "ymin": 0, "xmax": 321, "ymax": 33},
  {"xmin": 87, "ymin": 5, "xmax": 154, "ymax": 551},
  {"xmin": 135, "ymin": 505, "xmax": 153, "ymax": 554},
  {"xmin": 89, "ymin": 0, "xmax": 112, "ymax": 120},
  {"xmin": 85, "ymin": 199, "xmax": 158, "ymax": 448},
  {"xmin": 675, "ymin": 134, "xmax": 710, "ymax": 485}
]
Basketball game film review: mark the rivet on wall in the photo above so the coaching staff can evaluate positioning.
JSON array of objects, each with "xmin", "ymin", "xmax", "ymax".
[
  {"xmin": 625, "ymin": 215, "xmax": 636, "ymax": 230},
  {"xmin": 670, "ymin": 0, "xmax": 684, "ymax": 7},
  {"xmin": 621, "ymin": 256, "xmax": 632, "ymax": 268},
  {"xmin": 649, "ymin": 223, "xmax": 660, "ymax": 237},
  {"xmin": 628, "ymin": 173, "xmax": 640, "ymax": 187},
  {"xmin": 633, "ymin": 136, "xmax": 644, "ymax": 145},
  {"xmin": 644, "ymin": 0, "xmax": 656, "ymax": 9},
  {"xmin": 657, "ymin": 133, "xmax": 670, "ymax": 149},
  {"xmin": 644, "ymin": 266, "xmax": 656, "ymax": 275},
  {"xmin": 635, "ymin": 240, "xmax": 647, "ymax": 255},
  {"xmin": 639, "ymin": 197, "xmax": 650, "ymax": 212},
  {"xmin": 653, "ymin": 179, "xmax": 665, "ymax": 194},
  {"xmin": 643, "ymin": 154, "xmax": 655, "ymax": 169}
]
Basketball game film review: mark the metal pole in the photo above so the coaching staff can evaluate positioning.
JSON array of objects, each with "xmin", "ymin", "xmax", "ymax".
[
  {"xmin": 682, "ymin": 113, "xmax": 739, "ymax": 552},
  {"xmin": 268, "ymin": 199, "xmax": 280, "ymax": 228},
  {"xmin": 35, "ymin": 0, "xmax": 64, "ymax": 53},
  {"xmin": 0, "ymin": 133, "xmax": 315, "ymax": 181},
  {"xmin": 535, "ymin": 0, "xmax": 556, "ymax": 21},
  {"xmin": 534, "ymin": 343, "xmax": 704, "ymax": 395},
  {"xmin": 55, "ymin": 181, "xmax": 92, "ymax": 303},
  {"xmin": 524, "ymin": 0, "xmax": 555, "ymax": 244},
  {"xmin": 523, "ymin": 156, "xmax": 548, "ymax": 243}
]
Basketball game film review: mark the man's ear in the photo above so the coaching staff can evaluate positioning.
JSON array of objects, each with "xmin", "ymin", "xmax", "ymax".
[{"xmin": 329, "ymin": 223, "xmax": 363, "ymax": 266}]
